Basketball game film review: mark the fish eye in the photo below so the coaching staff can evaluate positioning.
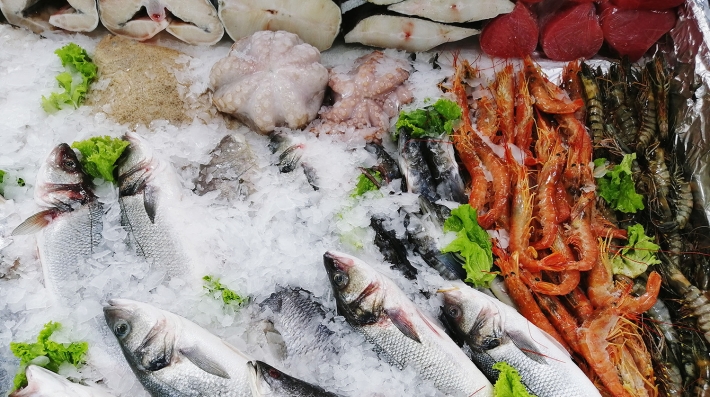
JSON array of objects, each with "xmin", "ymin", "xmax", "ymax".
[
  {"xmin": 333, "ymin": 271, "xmax": 349, "ymax": 288},
  {"xmin": 113, "ymin": 320, "xmax": 131, "ymax": 339},
  {"xmin": 445, "ymin": 305, "xmax": 461, "ymax": 319},
  {"xmin": 268, "ymin": 368, "xmax": 281, "ymax": 379}
]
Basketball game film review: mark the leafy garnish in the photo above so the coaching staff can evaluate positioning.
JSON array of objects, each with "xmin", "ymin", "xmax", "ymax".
[
  {"xmin": 352, "ymin": 170, "xmax": 383, "ymax": 197},
  {"xmin": 442, "ymin": 204, "xmax": 495, "ymax": 288},
  {"xmin": 493, "ymin": 362, "xmax": 534, "ymax": 397},
  {"xmin": 71, "ymin": 136, "xmax": 129, "ymax": 182},
  {"xmin": 10, "ymin": 322, "xmax": 88, "ymax": 391},
  {"xmin": 203, "ymin": 275, "xmax": 248, "ymax": 306},
  {"xmin": 394, "ymin": 98, "xmax": 462, "ymax": 139},
  {"xmin": 41, "ymin": 43, "xmax": 98, "ymax": 113},
  {"xmin": 596, "ymin": 153, "xmax": 644, "ymax": 213},
  {"xmin": 611, "ymin": 224, "xmax": 661, "ymax": 278}
]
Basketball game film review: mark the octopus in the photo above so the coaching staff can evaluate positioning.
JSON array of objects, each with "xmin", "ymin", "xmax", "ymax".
[
  {"xmin": 315, "ymin": 51, "xmax": 413, "ymax": 141},
  {"xmin": 210, "ymin": 30, "xmax": 329, "ymax": 134}
]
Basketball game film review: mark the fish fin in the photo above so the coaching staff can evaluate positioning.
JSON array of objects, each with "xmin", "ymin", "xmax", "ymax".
[
  {"xmin": 507, "ymin": 329, "xmax": 548, "ymax": 365},
  {"xmin": 180, "ymin": 346, "xmax": 231, "ymax": 379},
  {"xmin": 143, "ymin": 185, "xmax": 157, "ymax": 223},
  {"xmin": 11, "ymin": 209, "xmax": 60, "ymax": 235},
  {"xmin": 385, "ymin": 308, "xmax": 421, "ymax": 343}
]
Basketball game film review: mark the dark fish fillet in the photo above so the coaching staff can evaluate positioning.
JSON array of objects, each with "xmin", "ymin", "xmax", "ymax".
[
  {"xmin": 422, "ymin": 135, "xmax": 467, "ymax": 203},
  {"xmin": 398, "ymin": 130, "xmax": 438, "ymax": 202},
  {"xmin": 370, "ymin": 215, "xmax": 417, "ymax": 279}
]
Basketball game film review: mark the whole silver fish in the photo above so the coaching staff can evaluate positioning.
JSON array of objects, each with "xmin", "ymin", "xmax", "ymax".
[
  {"xmin": 441, "ymin": 285, "xmax": 602, "ymax": 397},
  {"xmin": 11, "ymin": 144, "xmax": 103, "ymax": 301},
  {"xmin": 10, "ymin": 365, "xmax": 114, "ymax": 397},
  {"xmin": 104, "ymin": 298, "xmax": 252, "ymax": 397},
  {"xmin": 248, "ymin": 361, "xmax": 341, "ymax": 397},
  {"xmin": 323, "ymin": 251, "xmax": 493, "ymax": 397},
  {"xmin": 116, "ymin": 132, "xmax": 193, "ymax": 280}
]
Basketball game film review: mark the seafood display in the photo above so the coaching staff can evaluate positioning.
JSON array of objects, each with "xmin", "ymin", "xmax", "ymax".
[{"xmin": 2, "ymin": 0, "xmax": 710, "ymax": 396}]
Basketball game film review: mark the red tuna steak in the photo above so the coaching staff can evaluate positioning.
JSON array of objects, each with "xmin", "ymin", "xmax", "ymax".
[
  {"xmin": 541, "ymin": 2, "xmax": 603, "ymax": 61},
  {"xmin": 600, "ymin": 3, "xmax": 677, "ymax": 61},
  {"xmin": 611, "ymin": 0, "xmax": 685, "ymax": 10},
  {"xmin": 480, "ymin": 1, "xmax": 538, "ymax": 58}
]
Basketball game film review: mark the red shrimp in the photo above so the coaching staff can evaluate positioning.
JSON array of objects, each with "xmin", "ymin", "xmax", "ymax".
[
  {"xmin": 521, "ymin": 268, "xmax": 581, "ymax": 296},
  {"xmin": 473, "ymin": 133, "xmax": 510, "ymax": 229},
  {"xmin": 524, "ymin": 55, "xmax": 584, "ymax": 114},
  {"xmin": 561, "ymin": 60, "xmax": 587, "ymax": 123},
  {"xmin": 492, "ymin": 64, "xmax": 515, "ymax": 144},
  {"xmin": 514, "ymin": 70, "xmax": 534, "ymax": 156},
  {"xmin": 536, "ymin": 293, "xmax": 583, "ymax": 354}
]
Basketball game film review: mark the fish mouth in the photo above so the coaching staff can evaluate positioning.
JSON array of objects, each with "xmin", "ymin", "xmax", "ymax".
[{"xmin": 323, "ymin": 251, "xmax": 356, "ymax": 273}]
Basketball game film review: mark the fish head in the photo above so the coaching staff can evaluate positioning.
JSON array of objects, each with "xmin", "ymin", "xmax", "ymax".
[
  {"xmin": 35, "ymin": 143, "xmax": 92, "ymax": 208},
  {"xmin": 103, "ymin": 298, "xmax": 176, "ymax": 373},
  {"xmin": 248, "ymin": 361, "xmax": 291, "ymax": 395},
  {"xmin": 440, "ymin": 287, "xmax": 504, "ymax": 351},
  {"xmin": 323, "ymin": 251, "xmax": 385, "ymax": 326},
  {"xmin": 115, "ymin": 132, "xmax": 155, "ymax": 194}
]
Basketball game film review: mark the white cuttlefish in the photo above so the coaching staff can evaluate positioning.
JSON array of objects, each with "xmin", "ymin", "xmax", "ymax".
[
  {"xmin": 0, "ymin": 0, "xmax": 99, "ymax": 33},
  {"xmin": 98, "ymin": 0, "xmax": 223, "ymax": 45}
]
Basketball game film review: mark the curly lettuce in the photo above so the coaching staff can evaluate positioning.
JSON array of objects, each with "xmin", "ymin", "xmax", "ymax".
[
  {"xmin": 395, "ymin": 98, "xmax": 462, "ymax": 139},
  {"xmin": 10, "ymin": 322, "xmax": 88, "ymax": 391},
  {"xmin": 442, "ymin": 204, "xmax": 495, "ymax": 288},
  {"xmin": 611, "ymin": 224, "xmax": 661, "ymax": 278},
  {"xmin": 493, "ymin": 361, "xmax": 534, "ymax": 397},
  {"xmin": 42, "ymin": 43, "xmax": 98, "ymax": 113},
  {"xmin": 595, "ymin": 154, "xmax": 644, "ymax": 213},
  {"xmin": 203, "ymin": 275, "xmax": 248, "ymax": 306},
  {"xmin": 71, "ymin": 136, "xmax": 129, "ymax": 182}
]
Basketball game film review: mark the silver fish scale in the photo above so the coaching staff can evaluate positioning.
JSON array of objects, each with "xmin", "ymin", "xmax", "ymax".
[
  {"xmin": 358, "ymin": 322, "xmax": 482, "ymax": 397},
  {"xmin": 119, "ymin": 194, "xmax": 190, "ymax": 278},
  {"xmin": 489, "ymin": 343, "xmax": 600, "ymax": 397},
  {"xmin": 38, "ymin": 201, "xmax": 103, "ymax": 299},
  {"xmin": 138, "ymin": 364, "xmax": 252, "ymax": 397}
]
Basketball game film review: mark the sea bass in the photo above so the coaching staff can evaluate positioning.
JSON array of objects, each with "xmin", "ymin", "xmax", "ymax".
[
  {"xmin": 323, "ymin": 251, "xmax": 493, "ymax": 397},
  {"xmin": 116, "ymin": 132, "xmax": 194, "ymax": 280},
  {"xmin": 97, "ymin": 0, "xmax": 223, "ymax": 44},
  {"xmin": 248, "ymin": 361, "xmax": 341, "ymax": 397},
  {"xmin": 441, "ymin": 285, "xmax": 602, "ymax": 397},
  {"xmin": 195, "ymin": 133, "xmax": 259, "ymax": 202},
  {"xmin": 104, "ymin": 298, "xmax": 253, "ymax": 397},
  {"xmin": 11, "ymin": 144, "xmax": 103, "ymax": 301},
  {"xmin": 0, "ymin": 0, "xmax": 98, "ymax": 33},
  {"xmin": 10, "ymin": 365, "xmax": 114, "ymax": 397}
]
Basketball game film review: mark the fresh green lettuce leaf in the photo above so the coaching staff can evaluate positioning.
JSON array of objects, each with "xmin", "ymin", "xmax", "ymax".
[
  {"xmin": 596, "ymin": 153, "xmax": 644, "ymax": 213},
  {"xmin": 493, "ymin": 361, "xmax": 535, "ymax": 397},
  {"xmin": 352, "ymin": 170, "xmax": 383, "ymax": 197},
  {"xmin": 442, "ymin": 204, "xmax": 495, "ymax": 287},
  {"xmin": 71, "ymin": 136, "xmax": 129, "ymax": 182},
  {"xmin": 394, "ymin": 98, "xmax": 461, "ymax": 139},
  {"xmin": 41, "ymin": 43, "xmax": 98, "ymax": 113},
  {"xmin": 203, "ymin": 275, "xmax": 248, "ymax": 306},
  {"xmin": 10, "ymin": 322, "xmax": 88, "ymax": 391},
  {"xmin": 611, "ymin": 224, "xmax": 661, "ymax": 278}
]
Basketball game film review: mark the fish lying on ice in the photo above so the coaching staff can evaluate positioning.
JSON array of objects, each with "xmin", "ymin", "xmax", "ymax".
[
  {"xmin": 259, "ymin": 287, "xmax": 336, "ymax": 361},
  {"xmin": 248, "ymin": 361, "xmax": 341, "ymax": 397},
  {"xmin": 388, "ymin": 0, "xmax": 514, "ymax": 23},
  {"xmin": 104, "ymin": 298, "xmax": 253, "ymax": 397},
  {"xmin": 440, "ymin": 285, "xmax": 602, "ymax": 397},
  {"xmin": 11, "ymin": 144, "xmax": 103, "ymax": 301},
  {"xmin": 9, "ymin": 365, "xmax": 114, "ymax": 397},
  {"xmin": 116, "ymin": 132, "xmax": 194, "ymax": 281},
  {"xmin": 422, "ymin": 135, "xmax": 467, "ymax": 204},
  {"xmin": 0, "ymin": 0, "xmax": 98, "ymax": 33},
  {"xmin": 97, "ymin": 0, "xmax": 223, "ymax": 44},
  {"xmin": 323, "ymin": 251, "xmax": 493, "ymax": 397},
  {"xmin": 195, "ymin": 133, "xmax": 259, "ymax": 202}
]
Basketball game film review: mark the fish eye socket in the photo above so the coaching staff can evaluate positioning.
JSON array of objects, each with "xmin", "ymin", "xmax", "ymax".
[
  {"xmin": 113, "ymin": 320, "xmax": 131, "ymax": 339},
  {"xmin": 268, "ymin": 368, "xmax": 281, "ymax": 379},
  {"xmin": 446, "ymin": 305, "xmax": 461, "ymax": 319},
  {"xmin": 333, "ymin": 271, "xmax": 349, "ymax": 288}
]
